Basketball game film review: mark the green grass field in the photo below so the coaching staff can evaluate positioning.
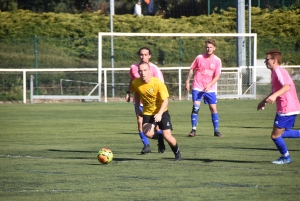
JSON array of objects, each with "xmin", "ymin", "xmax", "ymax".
[{"xmin": 1, "ymin": 100, "xmax": 299, "ymax": 201}]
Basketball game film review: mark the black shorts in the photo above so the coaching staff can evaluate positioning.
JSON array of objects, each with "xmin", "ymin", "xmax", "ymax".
[{"xmin": 143, "ymin": 110, "xmax": 173, "ymax": 130}]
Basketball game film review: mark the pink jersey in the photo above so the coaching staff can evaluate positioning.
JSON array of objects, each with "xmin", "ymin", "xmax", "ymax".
[
  {"xmin": 129, "ymin": 62, "xmax": 164, "ymax": 104},
  {"xmin": 271, "ymin": 66, "xmax": 300, "ymax": 115},
  {"xmin": 130, "ymin": 62, "xmax": 164, "ymax": 82},
  {"xmin": 190, "ymin": 54, "xmax": 221, "ymax": 92}
]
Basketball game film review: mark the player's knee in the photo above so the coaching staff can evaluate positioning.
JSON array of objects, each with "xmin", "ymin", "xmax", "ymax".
[
  {"xmin": 142, "ymin": 123, "xmax": 155, "ymax": 138},
  {"xmin": 191, "ymin": 104, "xmax": 200, "ymax": 115}
]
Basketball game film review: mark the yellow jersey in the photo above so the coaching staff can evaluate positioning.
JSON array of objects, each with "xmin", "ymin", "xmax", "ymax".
[{"xmin": 131, "ymin": 77, "xmax": 169, "ymax": 115}]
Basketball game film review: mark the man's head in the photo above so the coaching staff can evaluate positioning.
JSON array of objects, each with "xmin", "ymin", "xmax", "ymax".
[
  {"xmin": 205, "ymin": 39, "xmax": 216, "ymax": 56},
  {"xmin": 265, "ymin": 49, "xmax": 282, "ymax": 70},
  {"xmin": 137, "ymin": 47, "xmax": 152, "ymax": 63},
  {"xmin": 138, "ymin": 62, "xmax": 151, "ymax": 83}
]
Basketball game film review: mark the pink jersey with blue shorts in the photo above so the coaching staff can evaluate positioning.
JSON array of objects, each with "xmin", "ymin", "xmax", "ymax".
[
  {"xmin": 130, "ymin": 62, "xmax": 164, "ymax": 104},
  {"xmin": 190, "ymin": 54, "xmax": 222, "ymax": 92},
  {"xmin": 271, "ymin": 66, "xmax": 300, "ymax": 115}
]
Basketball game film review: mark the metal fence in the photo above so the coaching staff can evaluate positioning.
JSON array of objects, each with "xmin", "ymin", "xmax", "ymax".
[{"xmin": 0, "ymin": 35, "xmax": 300, "ymax": 102}]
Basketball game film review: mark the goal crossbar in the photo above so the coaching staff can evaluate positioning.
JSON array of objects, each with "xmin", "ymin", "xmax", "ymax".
[{"xmin": 98, "ymin": 32, "xmax": 258, "ymax": 102}]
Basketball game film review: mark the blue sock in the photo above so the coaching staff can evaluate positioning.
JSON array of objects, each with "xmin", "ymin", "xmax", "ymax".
[
  {"xmin": 211, "ymin": 113, "xmax": 219, "ymax": 132},
  {"xmin": 272, "ymin": 137, "xmax": 288, "ymax": 155},
  {"xmin": 139, "ymin": 132, "xmax": 149, "ymax": 146},
  {"xmin": 156, "ymin": 130, "xmax": 163, "ymax": 135},
  {"xmin": 282, "ymin": 130, "xmax": 300, "ymax": 138},
  {"xmin": 191, "ymin": 114, "xmax": 198, "ymax": 128}
]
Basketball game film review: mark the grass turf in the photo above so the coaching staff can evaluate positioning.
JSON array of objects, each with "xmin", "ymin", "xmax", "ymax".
[{"xmin": 0, "ymin": 99, "xmax": 299, "ymax": 200}]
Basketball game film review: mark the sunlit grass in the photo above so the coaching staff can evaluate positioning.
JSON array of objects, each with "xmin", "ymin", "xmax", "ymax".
[{"xmin": 0, "ymin": 100, "xmax": 299, "ymax": 200}]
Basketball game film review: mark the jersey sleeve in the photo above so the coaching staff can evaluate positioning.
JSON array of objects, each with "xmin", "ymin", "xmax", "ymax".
[
  {"xmin": 130, "ymin": 79, "xmax": 138, "ymax": 93},
  {"xmin": 150, "ymin": 63, "xmax": 165, "ymax": 83},
  {"xmin": 190, "ymin": 55, "xmax": 201, "ymax": 70},
  {"xmin": 214, "ymin": 57, "xmax": 222, "ymax": 76},
  {"xmin": 129, "ymin": 64, "xmax": 140, "ymax": 79},
  {"xmin": 158, "ymin": 82, "xmax": 169, "ymax": 100}
]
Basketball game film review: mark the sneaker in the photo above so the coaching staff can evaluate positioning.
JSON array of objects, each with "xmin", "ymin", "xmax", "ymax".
[
  {"xmin": 188, "ymin": 129, "xmax": 196, "ymax": 137},
  {"xmin": 271, "ymin": 156, "xmax": 292, "ymax": 164},
  {"xmin": 214, "ymin": 131, "xmax": 223, "ymax": 138},
  {"xmin": 141, "ymin": 145, "xmax": 151, "ymax": 154},
  {"xmin": 157, "ymin": 135, "xmax": 165, "ymax": 153},
  {"xmin": 174, "ymin": 151, "xmax": 182, "ymax": 161}
]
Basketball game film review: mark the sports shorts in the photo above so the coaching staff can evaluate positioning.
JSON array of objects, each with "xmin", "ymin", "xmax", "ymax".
[
  {"xmin": 274, "ymin": 113, "xmax": 297, "ymax": 129},
  {"xmin": 192, "ymin": 90, "xmax": 217, "ymax": 104},
  {"xmin": 143, "ymin": 110, "xmax": 173, "ymax": 130},
  {"xmin": 133, "ymin": 103, "xmax": 143, "ymax": 114}
]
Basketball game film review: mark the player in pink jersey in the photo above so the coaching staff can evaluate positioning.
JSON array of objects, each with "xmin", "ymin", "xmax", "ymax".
[
  {"xmin": 257, "ymin": 49, "xmax": 300, "ymax": 164},
  {"xmin": 185, "ymin": 39, "xmax": 223, "ymax": 137},
  {"xmin": 125, "ymin": 47, "xmax": 165, "ymax": 154}
]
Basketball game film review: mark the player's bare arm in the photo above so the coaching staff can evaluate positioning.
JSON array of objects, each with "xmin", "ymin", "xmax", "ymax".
[
  {"xmin": 205, "ymin": 74, "xmax": 220, "ymax": 91},
  {"xmin": 134, "ymin": 93, "xmax": 142, "ymax": 117},
  {"xmin": 126, "ymin": 79, "xmax": 133, "ymax": 102},
  {"xmin": 266, "ymin": 84, "xmax": 290, "ymax": 104},
  {"xmin": 185, "ymin": 69, "xmax": 194, "ymax": 91},
  {"xmin": 154, "ymin": 99, "xmax": 168, "ymax": 122}
]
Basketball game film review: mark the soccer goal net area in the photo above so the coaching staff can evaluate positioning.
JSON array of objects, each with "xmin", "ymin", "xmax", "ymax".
[{"xmin": 1, "ymin": 33, "xmax": 299, "ymax": 103}]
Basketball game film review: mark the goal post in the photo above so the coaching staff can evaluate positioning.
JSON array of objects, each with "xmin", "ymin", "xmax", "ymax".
[{"xmin": 98, "ymin": 32, "xmax": 258, "ymax": 102}]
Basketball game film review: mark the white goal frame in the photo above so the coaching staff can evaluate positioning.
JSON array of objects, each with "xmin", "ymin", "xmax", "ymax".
[{"xmin": 98, "ymin": 32, "xmax": 258, "ymax": 102}]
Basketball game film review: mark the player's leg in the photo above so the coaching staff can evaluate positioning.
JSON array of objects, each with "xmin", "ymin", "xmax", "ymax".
[
  {"xmin": 135, "ymin": 104, "xmax": 151, "ymax": 154},
  {"xmin": 281, "ymin": 115, "xmax": 300, "ymax": 138},
  {"xmin": 159, "ymin": 111, "xmax": 181, "ymax": 161},
  {"xmin": 142, "ymin": 115, "xmax": 157, "ymax": 139},
  {"xmin": 271, "ymin": 114, "xmax": 296, "ymax": 164},
  {"xmin": 205, "ymin": 92, "xmax": 223, "ymax": 137},
  {"xmin": 189, "ymin": 90, "xmax": 202, "ymax": 137},
  {"xmin": 155, "ymin": 125, "xmax": 166, "ymax": 153},
  {"xmin": 282, "ymin": 129, "xmax": 300, "ymax": 138}
]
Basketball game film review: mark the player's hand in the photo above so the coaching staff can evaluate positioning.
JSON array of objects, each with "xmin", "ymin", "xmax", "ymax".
[
  {"xmin": 257, "ymin": 101, "xmax": 266, "ymax": 110},
  {"xmin": 185, "ymin": 82, "xmax": 190, "ymax": 91},
  {"xmin": 265, "ymin": 95, "xmax": 276, "ymax": 104},
  {"xmin": 204, "ymin": 83, "xmax": 212, "ymax": 92},
  {"xmin": 125, "ymin": 93, "xmax": 130, "ymax": 102},
  {"xmin": 154, "ymin": 113, "xmax": 162, "ymax": 122}
]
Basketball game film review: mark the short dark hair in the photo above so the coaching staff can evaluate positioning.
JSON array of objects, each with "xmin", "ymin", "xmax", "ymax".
[
  {"xmin": 138, "ymin": 62, "xmax": 150, "ymax": 69},
  {"xmin": 205, "ymin": 39, "xmax": 216, "ymax": 47},
  {"xmin": 137, "ymin": 47, "xmax": 152, "ymax": 55},
  {"xmin": 266, "ymin": 49, "xmax": 282, "ymax": 64}
]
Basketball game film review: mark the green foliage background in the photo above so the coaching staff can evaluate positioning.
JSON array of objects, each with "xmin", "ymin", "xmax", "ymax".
[
  {"xmin": 0, "ymin": 8, "xmax": 299, "ymax": 101},
  {"xmin": 0, "ymin": 8, "xmax": 299, "ymax": 69}
]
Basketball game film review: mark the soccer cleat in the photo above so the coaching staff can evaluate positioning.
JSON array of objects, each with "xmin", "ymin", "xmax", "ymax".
[
  {"xmin": 157, "ymin": 135, "xmax": 165, "ymax": 153},
  {"xmin": 174, "ymin": 151, "xmax": 182, "ymax": 161},
  {"xmin": 214, "ymin": 131, "xmax": 223, "ymax": 138},
  {"xmin": 271, "ymin": 156, "xmax": 292, "ymax": 164},
  {"xmin": 188, "ymin": 129, "xmax": 196, "ymax": 137},
  {"xmin": 141, "ymin": 145, "xmax": 151, "ymax": 154}
]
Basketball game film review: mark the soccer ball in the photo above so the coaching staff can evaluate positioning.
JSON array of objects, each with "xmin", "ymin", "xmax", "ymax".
[{"xmin": 97, "ymin": 148, "xmax": 113, "ymax": 164}]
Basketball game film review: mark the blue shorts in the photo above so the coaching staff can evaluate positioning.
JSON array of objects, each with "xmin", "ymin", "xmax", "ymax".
[
  {"xmin": 192, "ymin": 90, "xmax": 217, "ymax": 104},
  {"xmin": 134, "ymin": 104, "xmax": 143, "ymax": 114},
  {"xmin": 274, "ymin": 114, "xmax": 297, "ymax": 129}
]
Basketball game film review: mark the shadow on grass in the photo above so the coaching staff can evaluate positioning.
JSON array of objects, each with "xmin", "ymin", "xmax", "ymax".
[
  {"xmin": 88, "ymin": 157, "xmax": 144, "ymax": 165},
  {"xmin": 120, "ymin": 132, "xmax": 138, "ymax": 135},
  {"xmin": 228, "ymin": 147, "xmax": 300, "ymax": 152},
  {"xmin": 181, "ymin": 158, "xmax": 261, "ymax": 163},
  {"xmin": 48, "ymin": 149, "xmax": 94, "ymax": 153}
]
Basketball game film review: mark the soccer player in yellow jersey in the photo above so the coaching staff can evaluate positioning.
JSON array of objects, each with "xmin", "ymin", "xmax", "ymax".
[{"xmin": 131, "ymin": 62, "xmax": 181, "ymax": 161}]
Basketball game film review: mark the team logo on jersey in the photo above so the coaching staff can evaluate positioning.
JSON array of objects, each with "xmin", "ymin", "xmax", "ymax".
[
  {"xmin": 210, "ymin": 64, "xmax": 215, "ymax": 69},
  {"xmin": 149, "ymin": 88, "xmax": 154, "ymax": 93}
]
